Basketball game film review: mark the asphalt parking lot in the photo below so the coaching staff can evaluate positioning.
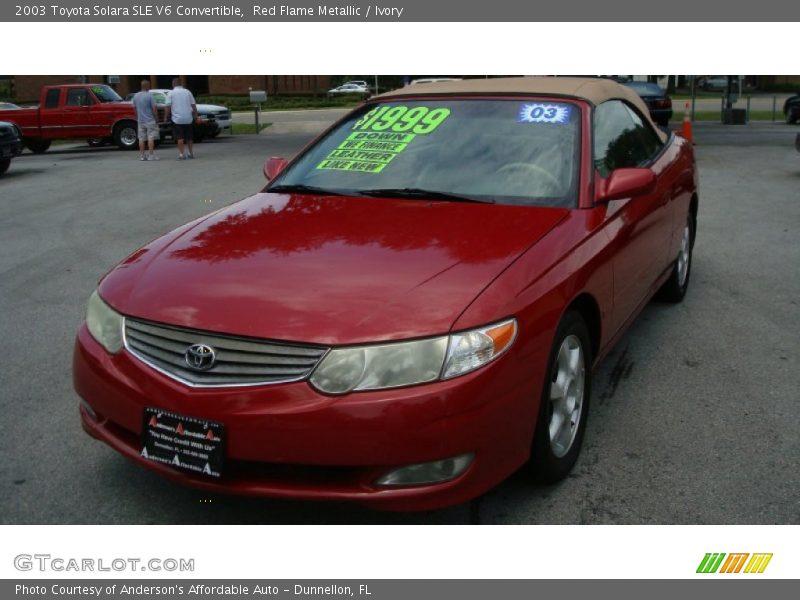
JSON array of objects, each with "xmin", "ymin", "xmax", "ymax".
[{"xmin": 1, "ymin": 123, "xmax": 798, "ymax": 525}]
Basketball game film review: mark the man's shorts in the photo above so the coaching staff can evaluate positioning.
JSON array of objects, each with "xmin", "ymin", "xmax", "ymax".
[
  {"xmin": 137, "ymin": 122, "xmax": 159, "ymax": 141},
  {"xmin": 172, "ymin": 122, "xmax": 194, "ymax": 142}
]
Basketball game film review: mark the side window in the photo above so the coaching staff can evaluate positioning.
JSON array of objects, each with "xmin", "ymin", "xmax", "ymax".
[
  {"xmin": 66, "ymin": 88, "xmax": 90, "ymax": 107},
  {"xmin": 44, "ymin": 89, "xmax": 60, "ymax": 109},
  {"xmin": 593, "ymin": 100, "xmax": 662, "ymax": 177},
  {"xmin": 623, "ymin": 104, "xmax": 664, "ymax": 159}
]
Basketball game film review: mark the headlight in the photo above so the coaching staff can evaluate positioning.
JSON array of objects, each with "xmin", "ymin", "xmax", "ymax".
[
  {"xmin": 442, "ymin": 319, "xmax": 517, "ymax": 379},
  {"xmin": 310, "ymin": 337, "xmax": 448, "ymax": 394},
  {"xmin": 85, "ymin": 290, "xmax": 124, "ymax": 354},
  {"xmin": 309, "ymin": 318, "xmax": 517, "ymax": 395}
]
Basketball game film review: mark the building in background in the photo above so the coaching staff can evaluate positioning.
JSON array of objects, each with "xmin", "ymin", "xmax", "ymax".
[{"xmin": 9, "ymin": 75, "xmax": 333, "ymax": 102}]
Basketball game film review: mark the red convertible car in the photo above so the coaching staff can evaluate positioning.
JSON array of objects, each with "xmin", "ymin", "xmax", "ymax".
[{"xmin": 74, "ymin": 78, "xmax": 698, "ymax": 511}]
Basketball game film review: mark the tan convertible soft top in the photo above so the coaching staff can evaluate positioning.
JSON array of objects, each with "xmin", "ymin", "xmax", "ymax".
[{"xmin": 378, "ymin": 77, "xmax": 667, "ymax": 140}]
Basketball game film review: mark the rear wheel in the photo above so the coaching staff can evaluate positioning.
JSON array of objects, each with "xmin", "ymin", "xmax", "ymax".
[
  {"xmin": 113, "ymin": 122, "xmax": 138, "ymax": 150},
  {"xmin": 0, "ymin": 158, "xmax": 10, "ymax": 176},
  {"xmin": 658, "ymin": 213, "xmax": 695, "ymax": 303},
  {"xmin": 24, "ymin": 139, "xmax": 51, "ymax": 154},
  {"xmin": 530, "ymin": 310, "xmax": 592, "ymax": 482}
]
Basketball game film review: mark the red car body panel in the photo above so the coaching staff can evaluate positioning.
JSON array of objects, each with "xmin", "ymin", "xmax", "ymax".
[
  {"xmin": 99, "ymin": 193, "xmax": 569, "ymax": 344},
  {"xmin": 1, "ymin": 85, "xmax": 136, "ymax": 142},
  {"xmin": 73, "ymin": 93, "xmax": 698, "ymax": 510}
]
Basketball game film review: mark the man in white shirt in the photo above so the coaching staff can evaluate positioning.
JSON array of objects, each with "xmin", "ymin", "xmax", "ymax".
[{"xmin": 165, "ymin": 78, "xmax": 198, "ymax": 160}]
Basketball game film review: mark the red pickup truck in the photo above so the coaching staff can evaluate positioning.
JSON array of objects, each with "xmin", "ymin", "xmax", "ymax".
[{"xmin": 0, "ymin": 84, "xmax": 140, "ymax": 153}]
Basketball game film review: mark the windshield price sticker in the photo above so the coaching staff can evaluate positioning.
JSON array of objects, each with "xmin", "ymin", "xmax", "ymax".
[
  {"xmin": 317, "ymin": 106, "xmax": 451, "ymax": 173},
  {"xmin": 518, "ymin": 103, "xmax": 572, "ymax": 124},
  {"xmin": 346, "ymin": 131, "xmax": 417, "ymax": 144},
  {"xmin": 317, "ymin": 159, "xmax": 389, "ymax": 173},
  {"xmin": 353, "ymin": 105, "xmax": 451, "ymax": 134}
]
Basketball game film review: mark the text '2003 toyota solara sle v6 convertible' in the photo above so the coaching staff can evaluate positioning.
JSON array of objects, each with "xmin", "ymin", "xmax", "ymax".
[{"xmin": 74, "ymin": 77, "xmax": 698, "ymax": 511}]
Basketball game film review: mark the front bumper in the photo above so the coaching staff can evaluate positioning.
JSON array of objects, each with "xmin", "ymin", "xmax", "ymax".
[
  {"xmin": 213, "ymin": 118, "xmax": 232, "ymax": 134},
  {"xmin": 74, "ymin": 324, "xmax": 541, "ymax": 511},
  {"xmin": 0, "ymin": 139, "xmax": 23, "ymax": 158}
]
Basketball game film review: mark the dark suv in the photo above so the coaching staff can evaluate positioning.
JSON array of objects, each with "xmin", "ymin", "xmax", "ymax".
[
  {"xmin": 0, "ymin": 121, "xmax": 23, "ymax": 176},
  {"xmin": 784, "ymin": 94, "xmax": 800, "ymax": 124}
]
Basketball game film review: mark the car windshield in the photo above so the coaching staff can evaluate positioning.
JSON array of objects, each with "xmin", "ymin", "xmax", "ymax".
[
  {"xmin": 270, "ymin": 99, "xmax": 581, "ymax": 207},
  {"xmin": 90, "ymin": 85, "xmax": 123, "ymax": 103}
]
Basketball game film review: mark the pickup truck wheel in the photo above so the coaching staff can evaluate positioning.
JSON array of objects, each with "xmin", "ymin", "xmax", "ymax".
[
  {"xmin": 114, "ymin": 122, "xmax": 139, "ymax": 150},
  {"xmin": 0, "ymin": 158, "xmax": 10, "ymax": 176},
  {"xmin": 24, "ymin": 139, "xmax": 51, "ymax": 154}
]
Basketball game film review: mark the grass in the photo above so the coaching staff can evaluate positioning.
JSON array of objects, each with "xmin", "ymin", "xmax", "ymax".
[
  {"xmin": 669, "ymin": 110, "xmax": 783, "ymax": 122},
  {"xmin": 231, "ymin": 122, "xmax": 271, "ymax": 135}
]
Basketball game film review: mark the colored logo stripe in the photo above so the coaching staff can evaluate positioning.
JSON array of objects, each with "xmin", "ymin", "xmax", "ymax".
[
  {"xmin": 744, "ymin": 553, "xmax": 773, "ymax": 573},
  {"xmin": 697, "ymin": 553, "xmax": 726, "ymax": 573},
  {"xmin": 697, "ymin": 553, "xmax": 773, "ymax": 574},
  {"xmin": 719, "ymin": 553, "xmax": 749, "ymax": 573}
]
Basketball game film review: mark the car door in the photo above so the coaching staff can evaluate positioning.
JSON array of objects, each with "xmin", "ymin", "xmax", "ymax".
[
  {"xmin": 60, "ymin": 87, "xmax": 98, "ymax": 138},
  {"xmin": 86, "ymin": 84, "xmax": 119, "ymax": 133},
  {"xmin": 38, "ymin": 87, "xmax": 63, "ymax": 135},
  {"xmin": 593, "ymin": 100, "xmax": 673, "ymax": 336}
]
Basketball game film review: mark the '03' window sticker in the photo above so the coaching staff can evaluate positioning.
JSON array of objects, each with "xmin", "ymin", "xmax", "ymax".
[
  {"xmin": 316, "ymin": 106, "xmax": 451, "ymax": 173},
  {"xmin": 517, "ymin": 103, "xmax": 572, "ymax": 124}
]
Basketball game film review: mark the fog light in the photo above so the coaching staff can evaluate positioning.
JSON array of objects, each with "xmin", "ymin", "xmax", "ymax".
[{"xmin": 375, "ymin": 453, "xmax": 474, "ymax": 487}]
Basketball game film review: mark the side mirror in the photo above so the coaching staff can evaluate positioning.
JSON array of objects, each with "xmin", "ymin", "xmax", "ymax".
[
  {"xmin": 596, "ymin": 168, "xmax": 656, "ymax": 203},
  {"xmin": 264, "ymin": 157, "xmax": 288, "ymax": 181}
]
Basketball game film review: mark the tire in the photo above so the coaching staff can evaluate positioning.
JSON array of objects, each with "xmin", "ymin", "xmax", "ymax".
[
  {"xmin": 0, "ymin": 158, "xmax": 10, "ymax": 176},
  {"xmin": 113, "ymin": 122, "xmax": 138, "ymax": 150},
  {"xmin": 529, "ymin": 310, "xmax": 593, "ymax": 483},
  {"xmin": 24, "ymin": 139, "xmax": 51, "ymax": 154},
  {"xmin": 658, "ymin": 212, "xmax": 695, "ymax": 303}
]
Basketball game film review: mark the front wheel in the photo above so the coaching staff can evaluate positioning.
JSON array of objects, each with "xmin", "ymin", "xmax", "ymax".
[
  {"xmin": 529, "ymin": 310, "xmax": 592, "ymax": 482},
  {"xmin": 24, "ymin": 139, "xmax": 51, "ymax": 154},
  {"xmin": 113, "ymin": 122, "xmax": 138, "ymax": 150},
  {"xmin": 658, "ymin": 213, "xmax": 694, "ymax": 303}
]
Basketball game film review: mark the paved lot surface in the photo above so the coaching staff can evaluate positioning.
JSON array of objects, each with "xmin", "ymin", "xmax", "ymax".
[{"xmin": 1, "ymin": 123, "xmax": 798, "ymax": 524}]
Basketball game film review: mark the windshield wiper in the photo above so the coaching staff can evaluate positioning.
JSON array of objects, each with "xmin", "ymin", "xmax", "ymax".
[
  {"xmin": 358, "ymin": 188, "xmax": 494, "ymax": 204},
  {"xmin": 267, "ymin": 184, "xmax": 354, "ymax": 197}
]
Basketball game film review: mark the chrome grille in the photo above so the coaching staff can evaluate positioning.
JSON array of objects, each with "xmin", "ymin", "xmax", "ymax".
[{"xmin": 124, "ymin": 318, "xmax": 328, "ymax": 387}]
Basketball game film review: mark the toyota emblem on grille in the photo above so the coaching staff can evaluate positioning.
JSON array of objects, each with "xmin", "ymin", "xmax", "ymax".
[{"xmin": 185, "ymin": 344, "xmax": 216, "ymax": 371}]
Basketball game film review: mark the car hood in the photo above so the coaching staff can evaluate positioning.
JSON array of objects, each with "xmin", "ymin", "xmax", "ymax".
[
  {"xmin": 196, "ymin": 104, "xmax": 228, "ymax": 114},
  {"xmin": 100, "ymin": 193, "xmax": 568, "ymax": 345}
]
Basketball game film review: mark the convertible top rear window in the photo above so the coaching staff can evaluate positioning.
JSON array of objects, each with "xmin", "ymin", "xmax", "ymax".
[{"xmin": 271, "ymin": 99, "xmax": 582, "ymax": 208}]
